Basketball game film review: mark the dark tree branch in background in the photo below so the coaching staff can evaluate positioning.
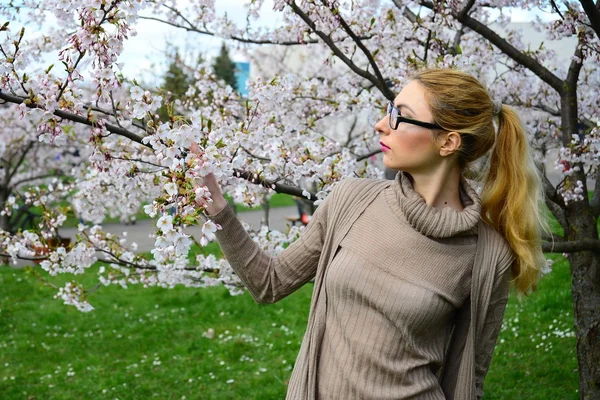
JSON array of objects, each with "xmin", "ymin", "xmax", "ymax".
[
  {"xmin": 545, "ymin": 198, "xmax": 568, "ymax": 230},
  {"xmin": 550, "ymin": 0, "xmax": 566, "ymax": 20},
  {"xmin": 288, "ymin": 1, "xmax": 395, "ymax": 100},
  {"xmin": 357, "ymin": 149, "xmax": 382, "ymax": 161},
  {"xmin": 390, "ymin": 0, "xmax": 418, "ymax": 23},
  {"xmin": 85, "ymin": 102, "xmax": 146, "ymax": 132},
  {"xmin": 234, "ymin": 169, "xmax": 317, "ymax": 201},
  {"xmin": 0, "ymin": 90, "xmax": 148, "ymax": 145},
  {"xmin": 0, "ymin": 90, "xmax": 321, "ymax": 200},
  {"xmin": 140, "ymin": 15, "xmax": 326, "ymax": 45},
  {"xmin": 567, "ymin": 42, "xmax": 585, "ymax": 87},
  {"xmin": 140, "ymin": 8, "xmax": 374, "ymax": 46},
  {"xmin": 416, "ymin": 1, "xmax": 565, "ymax": 93},
  {"xmin": 55, "ymin": 51, "xmax": 86, "ymax": 102},
  {"xmin": 451, "ymin": 26, "xmax": 464, "ymax": 55},
  {"xmin": 543, "ymin": 233, "xmax": 565, "ymax": 242},
  {"xmin": 579, "ymin": 0, "xmax": 600, "ymax": 40},
  {"xmin": 457, "ymin": 0, "xmax": 477, "ymax": 19},
  {"xmin": 542, "ymin": 239, "xmax": 600, "ymax": 253},
  {"xmin": 11, "ymin": 171, "xmax": 64, "ymax": 189},
  {"xmin": 0, "ymin": 252, "xmax": 46, "ymax": 262},
  {"xmin": 7, "ymin": 140, "xmax": 35, "ymax": 183},
  {"xmin": 590, "ymin": 168, "xmax": 600, "ymax": 218},
  {"xmin": 344, "ymin": 116, "xmax": 358, "ymax": 147},
  {"xmin": 541, "ymin": 172, "xmax": 568, "ymax": 228},
  {"xmin": 542, "ymin": 173, "xmax": 564, "ymax": 207},
  {"xmin": 321, "ymin": 0, "xmax": 390, "ymax": 97}
]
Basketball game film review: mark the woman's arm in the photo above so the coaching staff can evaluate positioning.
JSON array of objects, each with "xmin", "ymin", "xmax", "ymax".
[
  {"xmin": 474, "ymin": 250, "xmax": 513, "ymax": 399},
  {"xmin": 199, "ymin": 172, "xmax": 330, "ymax": 304}
]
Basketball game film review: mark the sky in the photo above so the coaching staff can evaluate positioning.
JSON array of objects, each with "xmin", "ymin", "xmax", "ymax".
[
  {"xmin": 121, "ymin": 0, "xmax": 284, "ymax": 83},
  {"xmin": 6, "ymin": 1, "xmax": 560, "ymax": 86},
  {"xmin": 119, "ymin": 1, "xmax": 560, "ymax": 84}
]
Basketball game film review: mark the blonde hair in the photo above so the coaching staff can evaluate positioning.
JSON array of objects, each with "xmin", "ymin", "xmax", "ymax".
[{"xmin": 413, "ymin": 68, "xmax": 546, "ymax": 294}]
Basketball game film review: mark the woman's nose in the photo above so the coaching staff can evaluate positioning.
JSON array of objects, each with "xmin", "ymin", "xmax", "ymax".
[{"xmin": 375, "ymin": 116, "xmax": 389, "ymax": 136}]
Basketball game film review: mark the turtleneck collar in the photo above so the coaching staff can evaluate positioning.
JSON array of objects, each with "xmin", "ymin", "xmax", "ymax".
[{"xmin": 385, "ymin": 171, "xmax": 481, "ymax": 239}]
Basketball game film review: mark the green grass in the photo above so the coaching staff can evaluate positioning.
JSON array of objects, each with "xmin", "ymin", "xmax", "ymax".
[
  {"xmin": 0, "ymin": 264, "xmax": 313, "ymax": 400},
  {"xmin": 0, "ymin": 200, "xmax": 579, "ymax": 399},
  {"xmin": 0, "ymin": 254, "xmax": 578, "ymax": 399},
  {"xmin": 484, "ymin": 254, "xmax": 578, "ymax": 399}
]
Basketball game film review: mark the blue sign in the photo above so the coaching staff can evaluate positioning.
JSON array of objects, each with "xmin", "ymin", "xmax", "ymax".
[{"xmin": 235, "ymin": 61, "xmax": 250, "ymax": 96}]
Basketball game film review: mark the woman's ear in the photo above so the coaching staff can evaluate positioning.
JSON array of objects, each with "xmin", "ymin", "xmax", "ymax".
[{"xmin": 438, "ymin": 131, "xmax": 462, "ymax": 157}]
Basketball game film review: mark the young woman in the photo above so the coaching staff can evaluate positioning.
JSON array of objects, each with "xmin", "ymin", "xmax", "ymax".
[{"xmin": 196, "ymin": 68, "xmax": 546, "ymax": 399}]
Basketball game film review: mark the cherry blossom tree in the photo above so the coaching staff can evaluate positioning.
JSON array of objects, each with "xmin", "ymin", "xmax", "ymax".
[{"xmin": 0, "ymin": 0, "xmax": 599, "ymax": 396}]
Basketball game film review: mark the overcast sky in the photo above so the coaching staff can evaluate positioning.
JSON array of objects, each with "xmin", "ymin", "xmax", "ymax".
[
  {"xmin": 119, "ymin": 1, "xmax": 560, "ymax": 83},
  {"xmin": 121, "ymin": 0, "xmax": 283, "ymax": 83},
  {"xmin": 13, "ymin": 1, "xmax": 559, "ymax": 85}
]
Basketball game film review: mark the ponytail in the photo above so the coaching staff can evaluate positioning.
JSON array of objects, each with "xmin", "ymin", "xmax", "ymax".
[
  {"xmin": 414, "ymin": 68, "xmax": 547, "ymax": 294},
  {"xmin": 480, "ymin": 106, "xmax": 547, "ymax": 293}
]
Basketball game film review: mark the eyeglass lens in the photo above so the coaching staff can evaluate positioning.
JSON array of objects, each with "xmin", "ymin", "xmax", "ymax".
[{"xmin": 387, "ymin": 102, "xmax": 397, "ymax": 129}]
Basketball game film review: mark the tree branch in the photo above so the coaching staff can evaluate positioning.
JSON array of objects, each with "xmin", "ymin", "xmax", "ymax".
[
  {"xmin": 321, "ymin": 0, "xmax": 389, "ymax": 98},
  {"xmin": 457, "ymin": 0, "xmax": 477, "ymax": 19},
  {"xmin": 0, "ymin": 252, "xmax": 46, "ymax": 262},
  {"xmin": 287, "ymin": 1, "xmax": 395, "ymax": 100},
  {"xmin": 418, "ymin": 1, "xmax": 565, "ymax": 93},
  {"xmin": 0, "ymin": 92, "xmax": 320, "ymax": 201},
  {"xmin": 451, "ymin": 26, "xmax": 465, "ymax": 55},
  {"xmin": 6, "ymin": 140, "xmax": 35, "ymax": 184},
  {"xmin": 579, "ymin": 0, "xmax": 600, "ymax": 40},
  {"xmin": 390, "ymin": 0, "xmax": 418, "ymax": 23},
  {"xmin": 138, "ymin": 14, "xmax": 374, "ymax": 46},
  {"xmin": 10, "ymin": 171, "xmax": 65, "ymax": 189},
  {"xmin": 550, "ymin": 0, "xmax": 566, "ymax": 20},
  {"xmin": 542, "ymin": 239, "xmax": 600, "ymax": 253},
  {"xmin": 233, "ymin": 169, "xmax": 317, "ymax": 200},
  {"xmin": 567, "ymin": 41, "xmax": 585, "ymax": 89},
  {"xmin": 590, "ymin": 168, "xmax": 600, "ymax": 217},
  {"xmin": 357, "ymin": 149, "xmax": 382, "ymax": 161},
  {"xmin": 0, "ymin": 90, "xmax": 148, "ymax": 146},
  {"xmin": 541, "ymin": 173, "xmax": 568, "ymax": 228}
]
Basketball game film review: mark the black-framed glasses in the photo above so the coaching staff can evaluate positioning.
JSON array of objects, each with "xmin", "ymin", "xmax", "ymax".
[{"xmin": 386, "ymin": 101, "xmax": 443, "ymax": 130}]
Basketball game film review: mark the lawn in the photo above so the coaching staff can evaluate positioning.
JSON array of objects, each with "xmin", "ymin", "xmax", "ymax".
[{"xmin": 0, "ymin": 249, "xmax": 578, "ymax": 399}]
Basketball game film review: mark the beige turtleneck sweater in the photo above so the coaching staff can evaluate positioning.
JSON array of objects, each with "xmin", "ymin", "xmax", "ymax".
[{"xmin": 209, "ymin": 172, "xmax": 514, "ymax": 400}]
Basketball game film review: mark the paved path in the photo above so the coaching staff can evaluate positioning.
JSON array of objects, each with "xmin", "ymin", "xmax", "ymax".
[
  {"xmin": 63, "ymin": 206, "xmax": 301, "ymax": 254},
  {"xmin": 8, "ymin": 206, "xmax": 301, "ymax": 268}
]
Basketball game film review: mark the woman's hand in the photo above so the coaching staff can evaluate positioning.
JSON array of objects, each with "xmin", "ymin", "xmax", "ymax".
[{"xmin": 190, "ymin": 143, "xmax": 228, "ymax": 216}]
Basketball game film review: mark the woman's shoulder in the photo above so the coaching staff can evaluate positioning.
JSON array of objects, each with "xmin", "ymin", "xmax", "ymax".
[
  {"xmin": 332, "ymin": 177, "xmax": 391, "ymax": 193},
  {"xmin": 478, "ymin": 221, "xmax": 515, "ymax": 273},
  {"xmin": 329, "ymin": 177, "xmax": 391, "ymax": 204}
]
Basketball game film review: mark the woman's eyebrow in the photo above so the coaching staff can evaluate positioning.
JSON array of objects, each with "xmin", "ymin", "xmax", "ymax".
[{"xmin": 394, "ymin": 103, "xmax": 416, "ymax": 115}]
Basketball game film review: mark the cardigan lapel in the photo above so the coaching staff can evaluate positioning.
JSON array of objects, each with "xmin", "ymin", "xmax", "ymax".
[
  {"xmin": 292, "ymin": 180, "xmax": 391, "ymax": 400},
  {"xmin": 443, "ymin": 221, "xmax": 502, "ymax": 400}
]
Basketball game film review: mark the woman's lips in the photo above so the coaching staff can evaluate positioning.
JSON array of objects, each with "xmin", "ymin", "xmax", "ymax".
[{"xmin": 380, "ymin": 142, "xmax": 391, "ymax": 152}]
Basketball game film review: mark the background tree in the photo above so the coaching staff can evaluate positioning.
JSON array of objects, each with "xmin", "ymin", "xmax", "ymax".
[
  {"xmin": 157, "ymin": 50, "xmax": 191, "ymax": 121},
  {"xmin": 212, "ymin": 42, "xmax": 237, "ymax": 91},
  {"xmin": 0, "ymin": 109, "xmax": 79, "ymax": 234}
]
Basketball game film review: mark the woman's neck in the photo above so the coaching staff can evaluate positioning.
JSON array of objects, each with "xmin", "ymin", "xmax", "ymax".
[{"xmin": 407, "ymin": 166, "xmax": 464, "ymax": 211}]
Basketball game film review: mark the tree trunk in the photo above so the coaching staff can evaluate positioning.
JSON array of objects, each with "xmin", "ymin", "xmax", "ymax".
[
  {"xmin": 0, "ymin": 189, "xmax": 9, "ymax": 232},
  {"xmin": 566, "ymin": 203, "xmax": 600, "ymax": 399},
  {"xmin": 561, "ymin": 87, "xmax": 600, "ymax": 398},
  {"xmin": 0, "ymin": 189, "xmax": 9, "ymax": 266}
]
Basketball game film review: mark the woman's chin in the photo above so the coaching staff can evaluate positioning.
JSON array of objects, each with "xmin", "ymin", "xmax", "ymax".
[{"xmin": 382, "ymin": 157, "xmax": 401, "ymax": 171}]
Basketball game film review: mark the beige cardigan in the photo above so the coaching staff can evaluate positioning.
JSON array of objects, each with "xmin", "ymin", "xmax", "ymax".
[{"xmin": 210, "ymin": 177, "xmax": 514, "ymax": 399}]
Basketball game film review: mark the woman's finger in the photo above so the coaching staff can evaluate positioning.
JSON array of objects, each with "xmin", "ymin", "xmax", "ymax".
[{"xmin": 190, "ymin": 142, "xmax": 201, "ymax": 155}]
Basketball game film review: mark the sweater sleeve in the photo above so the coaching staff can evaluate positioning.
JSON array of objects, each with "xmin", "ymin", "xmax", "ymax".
[
  {"xmin": 474, "ymin": 249, "xmax": 514, "ymax": 399},
  {"xmin": 206, "ymin": 193, "xmax": 331, "ymax": 304}
]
